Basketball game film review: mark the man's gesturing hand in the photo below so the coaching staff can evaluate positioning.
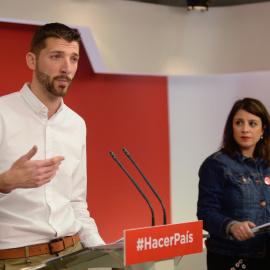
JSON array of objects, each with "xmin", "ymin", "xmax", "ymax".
[{"xmin": 0, "ymin": 146, "xmax": 65, "ymax": 193}]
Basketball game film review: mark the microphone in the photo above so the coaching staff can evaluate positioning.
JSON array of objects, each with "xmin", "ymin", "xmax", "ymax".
[
  {"xmin": 122, "ymin": 148, "xmax": 167, "ymax": 225},
  {"xmin": 109, "ymin": 151, "xmax": 155, "ymax": 226}
]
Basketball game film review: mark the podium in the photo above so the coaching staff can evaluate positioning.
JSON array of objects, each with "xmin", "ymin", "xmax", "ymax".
[
  {"xmin": 29, "ymin": 221, "xmax": 204, "ymax": 270},
  {"xmin": 28, "ymin": 241, "xmax": 181, "ymax": 270}
]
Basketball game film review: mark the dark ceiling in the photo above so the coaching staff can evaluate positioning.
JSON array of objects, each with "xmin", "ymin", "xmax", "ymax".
[{"xmin": 124, "ymin": 0, "xmax": 270, "ymax": 7}]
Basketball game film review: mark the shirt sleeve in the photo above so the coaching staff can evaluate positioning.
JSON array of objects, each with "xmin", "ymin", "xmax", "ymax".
[{"xmin": 70, "ymin": 123, "xmax": 105, "ymax": 247}]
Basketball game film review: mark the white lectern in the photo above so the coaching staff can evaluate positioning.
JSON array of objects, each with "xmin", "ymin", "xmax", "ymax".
[{"xmin": 29, "ymin": 221, "xmax": 204, "ymax": 270}]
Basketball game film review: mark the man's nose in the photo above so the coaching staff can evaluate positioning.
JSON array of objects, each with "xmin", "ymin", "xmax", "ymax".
[{"xmin": 60, "ymin": 59, "xmax": 71, "ymax": 74}]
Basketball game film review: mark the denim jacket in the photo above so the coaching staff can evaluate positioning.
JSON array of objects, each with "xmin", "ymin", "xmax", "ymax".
[{"xmin": 197, "ymin": 150, "xmax": 270, "ymax": 257}]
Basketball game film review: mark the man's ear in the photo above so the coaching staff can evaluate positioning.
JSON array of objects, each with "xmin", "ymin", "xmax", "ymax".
[{"xmin": 26, "ymin": 52, "xmax": 36, "ymax": 70}]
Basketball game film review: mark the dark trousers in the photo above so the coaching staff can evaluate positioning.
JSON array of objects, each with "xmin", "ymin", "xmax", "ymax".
[{"xmin": 207, "ymin": 248, "xmax": 270, "ymax": 270}]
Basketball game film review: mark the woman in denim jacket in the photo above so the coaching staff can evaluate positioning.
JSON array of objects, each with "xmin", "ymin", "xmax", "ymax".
[{"xmin": 197, "ymin": 98, "xmax": 270, "ymax": 270}]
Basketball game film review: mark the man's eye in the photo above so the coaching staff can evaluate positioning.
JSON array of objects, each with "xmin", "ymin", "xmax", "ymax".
[
  {"xmin": 72, "ymin": 57, "xmax": 79, "ymax": 62},
  {"xmin": 52, "ymin": 55, "xmax": 60, "ymax": 59}
]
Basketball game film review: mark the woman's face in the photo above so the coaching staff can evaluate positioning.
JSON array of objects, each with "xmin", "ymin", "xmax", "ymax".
[{"xmin": 233, "ymin": 109, "xmax": 264, "ymax": 157}]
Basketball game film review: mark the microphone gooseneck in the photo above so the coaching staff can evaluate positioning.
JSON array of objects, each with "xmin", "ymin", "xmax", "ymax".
[
  {"xmin": 109, "ymin": 151, "xmax": 155, "ymax": 226},
  {"xmin": 122, "ymin": 148, "xmax": 167, "ymax": 225}
]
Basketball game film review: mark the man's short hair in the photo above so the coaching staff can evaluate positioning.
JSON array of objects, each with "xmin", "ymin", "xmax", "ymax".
[{"xmin": 30, "ymin": 22, "xmax": 81, "ymax": 57}]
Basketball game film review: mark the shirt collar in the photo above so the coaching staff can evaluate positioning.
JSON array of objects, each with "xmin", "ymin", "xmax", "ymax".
[
  {"xmin": 236, "ymin": 151, "xmax": 264, "ymax": 165},
  {"xmin": 20, "ymin": 83, "xmax": 64, "ymax": 116}
]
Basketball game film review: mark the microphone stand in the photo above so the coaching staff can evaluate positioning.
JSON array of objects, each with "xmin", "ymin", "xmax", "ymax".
[
  {"xmin": 123, "ymin": 148, "xmax": 167, "ymax": 225},
  {"xmin": 110, "ymin": 151, "xmax": 155, "ymax": 226}
]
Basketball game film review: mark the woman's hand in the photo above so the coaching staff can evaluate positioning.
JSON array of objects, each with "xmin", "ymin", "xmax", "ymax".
[{"xmin": 229, "ymin": 221, "xmax": 256, "ymax": 241}]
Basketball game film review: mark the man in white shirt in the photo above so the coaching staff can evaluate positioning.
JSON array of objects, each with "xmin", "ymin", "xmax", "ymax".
[{"xmin": 0, "ymin": 22, "xmax": 105, "ymax": 269}]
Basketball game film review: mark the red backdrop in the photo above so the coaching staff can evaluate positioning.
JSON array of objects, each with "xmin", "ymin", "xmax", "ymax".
[{"xmin": 0, "ymin": 21, "xmax": 171, "ymax": 243}]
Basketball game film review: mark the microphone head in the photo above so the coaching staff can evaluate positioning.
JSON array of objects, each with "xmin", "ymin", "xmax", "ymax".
[
  {"xmin": 109, "ymin": 151, "xmax": 116, "ymax": 158},
  {"xmin": 122, "ymin": 148, "xmax": 129, "ymax": 155},
  {"xmin": 109, "ymin": 151, "xmax": 121, "ymax": 164}
]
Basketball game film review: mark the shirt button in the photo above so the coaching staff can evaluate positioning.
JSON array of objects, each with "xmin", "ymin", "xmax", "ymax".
[{"xmin": 260, "ymin": 201, "xmax": 266, "ymax": 206}]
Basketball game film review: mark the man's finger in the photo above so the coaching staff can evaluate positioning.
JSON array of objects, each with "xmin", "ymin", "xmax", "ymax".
[
  {"xmin": 42, "ymin": 156, "xmax": 65, "ymax": 168},
  {"xmin": 23, "ymin": 145, "xmax": 38, "ymax": 161}
]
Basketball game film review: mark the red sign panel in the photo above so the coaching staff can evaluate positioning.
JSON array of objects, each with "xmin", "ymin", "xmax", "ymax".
[{"xmin": 124, "ymin": 221, "xmax": 203, "ymax": 266}]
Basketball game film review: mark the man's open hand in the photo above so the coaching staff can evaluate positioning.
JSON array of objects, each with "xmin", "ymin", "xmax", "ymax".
[{"xmin": 0, "ymin": 145, "xmax": 64, "ymax": 193}]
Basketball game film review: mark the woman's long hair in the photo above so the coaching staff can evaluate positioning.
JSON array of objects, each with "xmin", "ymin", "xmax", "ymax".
[{"xmin": 221, "ymin": 97, "xmax": 270, "ymax": 166}]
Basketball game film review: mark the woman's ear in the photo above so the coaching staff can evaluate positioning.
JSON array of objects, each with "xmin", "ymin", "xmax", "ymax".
[{"xmin": 26, "ymin": 52, "xmax": 36, "ymax": 70}]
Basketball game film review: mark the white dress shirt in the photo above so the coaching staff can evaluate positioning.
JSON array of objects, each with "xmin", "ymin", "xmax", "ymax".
[{"xmin": 0, "ymin": 83, "xmax": 105, "ymax": 249}]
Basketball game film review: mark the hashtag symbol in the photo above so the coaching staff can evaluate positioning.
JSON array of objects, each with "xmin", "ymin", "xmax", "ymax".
[{"xmin": 136, "ymin": 238, "xmax": 144, "ymax": 251}]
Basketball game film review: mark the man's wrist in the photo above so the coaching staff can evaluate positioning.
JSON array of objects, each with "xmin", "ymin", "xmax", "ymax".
[{"xmin": 0, "ymin": 171, "xmax": 13, "ymax": 193}]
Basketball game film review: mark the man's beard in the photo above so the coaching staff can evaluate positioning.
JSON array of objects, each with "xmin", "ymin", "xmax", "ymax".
[{"xmin": 36, "ymin": 66, "xmax": 73, "ymax": 97}]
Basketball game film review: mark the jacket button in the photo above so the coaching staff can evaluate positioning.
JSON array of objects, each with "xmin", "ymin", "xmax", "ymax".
[{"xmin": 260, "ymin": 201, "xmax": 266, "ymax": 206}]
